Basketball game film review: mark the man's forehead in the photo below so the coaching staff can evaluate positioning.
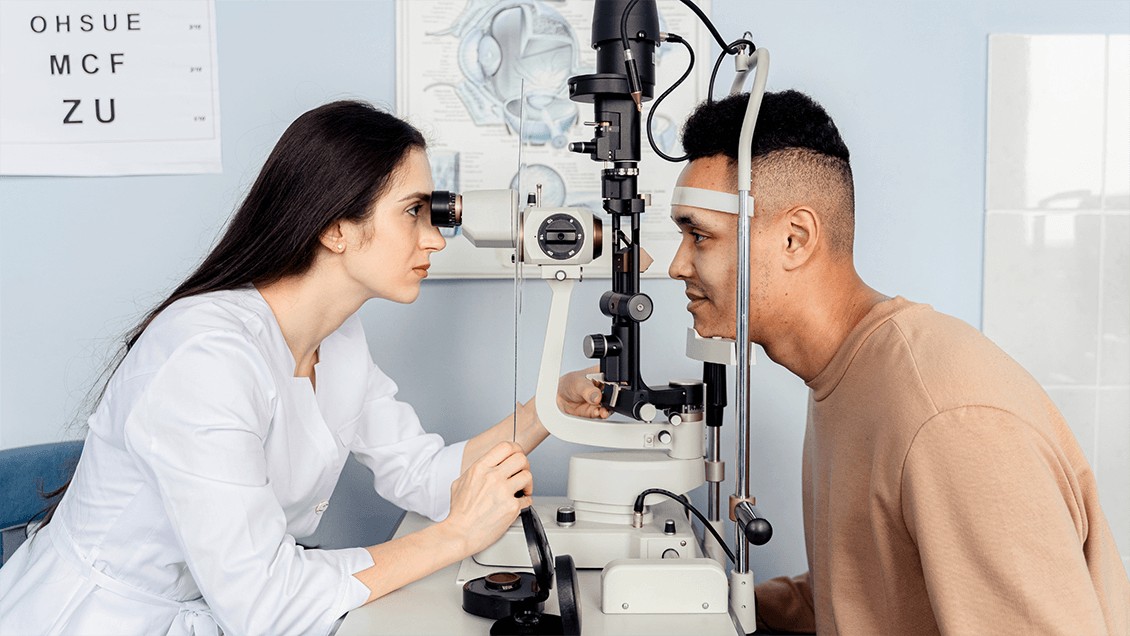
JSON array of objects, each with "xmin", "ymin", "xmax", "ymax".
[{"xmin": 677, "ymin": 155, "xmax": 735, "ymax": 190}]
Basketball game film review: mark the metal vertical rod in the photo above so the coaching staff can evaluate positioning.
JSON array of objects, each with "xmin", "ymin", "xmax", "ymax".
[
  {"xmin": 707, "ymin": 427, "xmax": 720, "ymax": 520},
  {"xmin": 735, "ymin": 190, "xmax": 752, "ymax": 573},
  {"xmin": 732, "ymin": 47, "xmax": 769, "ymax": 578}
]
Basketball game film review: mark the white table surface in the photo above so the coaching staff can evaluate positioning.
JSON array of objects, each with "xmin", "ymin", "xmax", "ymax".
[{"xmin": 336, "ymin": 500, "xmax": 745, "ymax": 636}]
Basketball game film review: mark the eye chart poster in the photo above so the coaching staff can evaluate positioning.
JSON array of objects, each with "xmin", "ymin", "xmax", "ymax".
[{"xmin": 0, "ymin": 1, "xmax": 221, "ymax": 176}]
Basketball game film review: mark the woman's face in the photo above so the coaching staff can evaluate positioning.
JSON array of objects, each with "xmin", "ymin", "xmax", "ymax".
[{"xmin": 343, "ymin": 148, "xmax": 445, "ymax": 304}]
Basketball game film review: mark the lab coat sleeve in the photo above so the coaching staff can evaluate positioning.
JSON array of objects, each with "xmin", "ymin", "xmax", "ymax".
[
  {"xmin": 754, "ymin": 570, "xmax": 816, "ymax": 633},
  {"xmin": 123, "ymin": 331, "xmax": 374, "ymax": 636},
  {"xmin": 349, "ymin": 363, "xmax": 466, "ymax": 522},
  {"xmin": 901, "ymin": 407, "xmax": 1110, "ymax": 636}
]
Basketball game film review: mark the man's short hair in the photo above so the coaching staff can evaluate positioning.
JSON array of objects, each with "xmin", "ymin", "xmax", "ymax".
[{"xmin": 680, "ymin": 90, "xmax": 856, "ymax": 255}]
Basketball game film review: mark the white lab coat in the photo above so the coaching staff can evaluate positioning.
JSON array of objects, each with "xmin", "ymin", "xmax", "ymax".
[{"xmin": 0, "ymin": 287, "xmax": 466, "ymax": 636}]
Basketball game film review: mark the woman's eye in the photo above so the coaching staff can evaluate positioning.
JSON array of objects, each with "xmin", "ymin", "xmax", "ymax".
[{"xmin": 406, "ymin": 204, "xmax": 422, "ymax": 217}]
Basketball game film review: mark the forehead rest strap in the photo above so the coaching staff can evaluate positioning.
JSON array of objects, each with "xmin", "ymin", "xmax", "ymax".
[{"xmin": 670, "ymin": 186, "xmax": 754, "ymax": 217}]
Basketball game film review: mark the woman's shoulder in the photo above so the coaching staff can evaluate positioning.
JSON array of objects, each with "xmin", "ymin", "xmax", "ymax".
[
  {"xmin": 126, "ymin": 288, "xmax": 281, "ymax": 375},
  {"xmin": 156, "ymin": 287, "xmax": 271, "ymax": 333}
]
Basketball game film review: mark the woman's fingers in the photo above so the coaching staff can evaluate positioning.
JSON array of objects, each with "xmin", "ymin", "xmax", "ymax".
[
  {"xmin": 508, "ymin": 468, "xmax": 533, "ymax": 500},
  {"xmin": 558, "ymin": 365, "xmax": 612, "ymax": 419},
  {"xmin": 477, "ymin": 440, "xmax": 524, "ymax": 470},
  {"xmin": 445, "ymin": 443, "xmax": 536, "ymax": 554},
  {"xmin": 496, "ymin": 448, "xmax": 530, "ymax": 477}
]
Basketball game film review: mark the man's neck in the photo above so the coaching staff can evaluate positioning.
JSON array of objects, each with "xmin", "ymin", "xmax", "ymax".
[{"xmin": 761, "ymin": 267, "xmax": 887, "ymax": 383}]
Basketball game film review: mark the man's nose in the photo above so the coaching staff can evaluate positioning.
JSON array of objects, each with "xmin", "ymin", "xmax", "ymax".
[{"xmin": 669, "ymin": 241, "xmax": 691, "ymax": 280}]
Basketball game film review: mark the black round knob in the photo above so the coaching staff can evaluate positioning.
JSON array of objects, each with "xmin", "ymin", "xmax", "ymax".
[
  {"xmin": 556, "ymin": 506, "xmax": 576, "ymax": 527},
  {"xmin": 582, "ymin": 334, "xmax": 620, "ymax": 359},
  {"xmin": 663, "ymin": 519, "xmax": 676, "ymax": 535},
  {"xmin": 745, "ymin": 518, "xmax": 773, "ymax": 546},
  {"xmin": 582, "ymin": 334, "xmax": 605, "ymax": 359},
  {"xmin": 599, "ymin": 291, "xmax": 653, "ymax": 322},
  {"xmin": 569, "ymin": 141, "xmax": 596, "ymax": 155}
]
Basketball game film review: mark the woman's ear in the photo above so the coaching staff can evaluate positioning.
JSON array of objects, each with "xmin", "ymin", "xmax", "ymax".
[
  {"xmin": 782, "ymin": 206, "xmax": 819, "ymax": 271},
  {"xmin": 320, "ymin": 222, "xmax": 346, "ymax": 253}
]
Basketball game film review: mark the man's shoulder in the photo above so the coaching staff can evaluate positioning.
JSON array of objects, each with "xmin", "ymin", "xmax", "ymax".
[{"xmin": 872, "ymin": 302, "xmax": 1048, "ymax": 420}]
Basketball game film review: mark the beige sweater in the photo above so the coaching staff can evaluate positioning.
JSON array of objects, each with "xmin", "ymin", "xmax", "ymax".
[{"xmin": 755, "ymin": 297, "xmax": 1129, "ymax": 635}]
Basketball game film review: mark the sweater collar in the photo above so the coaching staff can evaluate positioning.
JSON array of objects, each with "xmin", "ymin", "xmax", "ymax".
[{"xmin": 806, "ymin": 296, "xmax": 917, "ymax": 401}]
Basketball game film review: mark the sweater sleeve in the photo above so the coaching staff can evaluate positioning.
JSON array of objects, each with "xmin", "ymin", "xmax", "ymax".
[
  {"xmin": 124, "ymin": 331, "xmax": 374, "ymax": 636},
  {"xmin": 755, "ymin": 570, "xmax": 816, "ymax": 633},
  {"xmin": 901, "ymin": 406, "xmax": 1110, "ymax": 635}
]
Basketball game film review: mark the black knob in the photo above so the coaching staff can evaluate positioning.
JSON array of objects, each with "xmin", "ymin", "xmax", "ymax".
[
  {"xmin": 735, "ymin": 502, "xmax": 773, "ymax": 546},
  {"xmin": 599, "ymin": 291, "xmax": 653, "ymax": 322},
  {"xmin": 556, "ymin": 505, "xmax": 576, "ymax": 527},
  {"xmin": 569, "ymin": 141, "xmax": 596, "ymax": 155},
  {"xmin": 663, "ymin": 519, "xmax": 676, "ymax": 535},
  {"xmin": 582, "ymin": 334, "xmax": 621, "ymax": 359},
  {"xmin": 745, "ymin": 518, "xmax": 773, "ymax": 546},
  {"xmin": 582, "ymin": 334, "xmax": 605, "ymax": 359}
]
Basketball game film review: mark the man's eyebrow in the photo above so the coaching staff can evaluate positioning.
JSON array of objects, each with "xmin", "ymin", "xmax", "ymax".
[{"xmin": 672, "ymin": 213, "xmax": 700, "ymax": 227}]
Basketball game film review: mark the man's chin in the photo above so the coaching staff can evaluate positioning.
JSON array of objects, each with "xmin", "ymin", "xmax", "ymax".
[{"xmin": 691, "ymin": 319, "xmax": 725, "ymax": 340}]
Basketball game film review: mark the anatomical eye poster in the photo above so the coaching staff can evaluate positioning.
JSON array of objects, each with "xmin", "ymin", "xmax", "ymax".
[
  {"xmin": 0, "ymin": 0, "xmax": 221, "ymax": 176},
  {"xmin": 396, "ymin": 0, "xmax": 712, "ymax": 278}
]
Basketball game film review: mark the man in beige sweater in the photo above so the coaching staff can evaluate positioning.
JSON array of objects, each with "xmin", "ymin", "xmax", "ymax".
[{"xmin": 669, "ymin": 90, "xmax": 1130, "ymax": 635}]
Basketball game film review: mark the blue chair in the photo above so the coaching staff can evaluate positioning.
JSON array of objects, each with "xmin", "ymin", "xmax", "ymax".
[{"xmin": 0, "ymin": 440, "xmax": 83, "ymax": 565}]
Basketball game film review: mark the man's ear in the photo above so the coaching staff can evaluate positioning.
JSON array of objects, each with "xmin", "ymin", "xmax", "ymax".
[
  {"xmin": 782, "ymin": 206, "xmax": 819, "ymax": 271},
  {"xmin": 320, "ymin": 222, "xmax": 347, "ymax": 253}
]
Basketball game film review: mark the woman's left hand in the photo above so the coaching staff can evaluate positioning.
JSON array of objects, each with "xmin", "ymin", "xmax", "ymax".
[{"xmin": 557, "ymin": 365, "xmax": 611, "ymax": 420}]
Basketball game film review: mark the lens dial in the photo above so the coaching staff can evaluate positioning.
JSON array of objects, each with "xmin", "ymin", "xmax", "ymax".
[{"xmin": 537, "ymin": 214, "xmax": 585, "ymax": 260}]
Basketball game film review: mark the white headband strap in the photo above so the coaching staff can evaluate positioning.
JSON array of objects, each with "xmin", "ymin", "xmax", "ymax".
[{"xmin": 670, "ymin": 186, "xmax": 754, "ymax": 217}]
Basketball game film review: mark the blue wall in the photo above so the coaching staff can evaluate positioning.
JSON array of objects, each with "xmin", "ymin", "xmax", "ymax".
[{"xmin": 2, "ymin": 0, "xmax": 1127, "ymax": 582}]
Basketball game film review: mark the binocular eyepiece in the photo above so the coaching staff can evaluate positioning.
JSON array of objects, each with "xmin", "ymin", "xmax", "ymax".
[
  {"xmin": 430, "ymin": 190, "xmax": 462, "ymax": 228},
  {"xmin": 426, "ymin": 189, "xmax": 603, "ymax": 266}
]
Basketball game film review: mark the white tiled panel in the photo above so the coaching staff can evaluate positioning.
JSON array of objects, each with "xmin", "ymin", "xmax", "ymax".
[
  {"xmin": 1103, "ymin": 214, "xmax": 1130, "ymax": 385},
  {"xmin": 1097, "ymin": 388, "xmax": 1130, "ymax": 558},
  {"xmin": 1105, "ymin": 36, "xmax": 1129, "ymax": 208},
  {"xmin": 983, "ymin": 212, "xmax": 1101, "ymax": 386},
  {"xmin": 985, "ymin": 34, "xmax": 1130, "ymax": 564},
  {"xmin": 986, "ymin": 35, "xmax": 1107, "ymax": 210}
]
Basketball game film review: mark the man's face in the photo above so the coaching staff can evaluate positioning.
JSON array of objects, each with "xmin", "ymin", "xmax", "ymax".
[{"xmin": 668, "ymin": 155, "xmax": 775, "ymax": 340}]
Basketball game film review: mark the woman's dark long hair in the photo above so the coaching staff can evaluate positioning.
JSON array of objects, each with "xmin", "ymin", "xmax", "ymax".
[{"xmin": 37, "ymin": 101, "xmax": 427, "ymax": 528}]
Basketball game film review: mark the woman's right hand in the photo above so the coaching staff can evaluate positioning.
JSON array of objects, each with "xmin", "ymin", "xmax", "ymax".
[{"xmin": 444, "ymin": 441, "xmax": 532, "ymax": 556}]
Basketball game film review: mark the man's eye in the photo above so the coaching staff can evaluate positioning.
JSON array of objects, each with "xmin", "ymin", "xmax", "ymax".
[
  {"xmin": 406, "ymin": 204, "xmax": 422, "ymax": 217},
  {"xmin": 692, "ymin": 231, "xmax": 707, "ymax": 244}
]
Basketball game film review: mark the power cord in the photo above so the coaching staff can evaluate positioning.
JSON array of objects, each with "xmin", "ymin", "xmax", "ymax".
[{"xmin": 632, "ymin": 488, "xmax": 737, "ymax": 565}]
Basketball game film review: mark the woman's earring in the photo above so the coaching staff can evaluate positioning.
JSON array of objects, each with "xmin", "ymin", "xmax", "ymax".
[{"xmin": 337, "ymin": 244, "xmax": 344, "ymax": 252}]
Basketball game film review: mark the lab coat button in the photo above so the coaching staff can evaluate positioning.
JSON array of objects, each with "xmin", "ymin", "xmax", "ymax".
[{"xmin": 315, "ymin": 500, "xmax": 329, "ymax": 514}]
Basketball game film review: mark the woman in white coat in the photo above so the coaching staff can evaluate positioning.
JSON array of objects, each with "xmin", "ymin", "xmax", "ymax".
[{"xmin": 0, "ymin": 101, "xmax": 606, "ymax": 636}]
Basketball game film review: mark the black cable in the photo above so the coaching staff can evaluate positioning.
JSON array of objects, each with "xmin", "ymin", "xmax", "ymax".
[
  {"xmin": 677, "ymin": 0, "xmax": 748, "ymax": 54},
  {"xmin": 633, "ymin": 488, "xmax": 737, "ymax": 565},
  {"xmin": 646, "ymin": 33, "xmax": 693, "ymax": 162},
  {"xmin": 619, "ymin": 0, "xmax": 744, "ymax": 56},
  {"xmin": 707, "ymin": 38, "xmax": 755, "ymax": 102}
]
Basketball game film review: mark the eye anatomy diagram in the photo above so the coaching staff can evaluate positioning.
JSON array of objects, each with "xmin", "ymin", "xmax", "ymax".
[
  {"xmin": 397, "ymin": 0, "xmax": 712, "ymax": 278},
  {"xmin": 434, "ymin": 0, "xmax": 587, "ymax": 148}
]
